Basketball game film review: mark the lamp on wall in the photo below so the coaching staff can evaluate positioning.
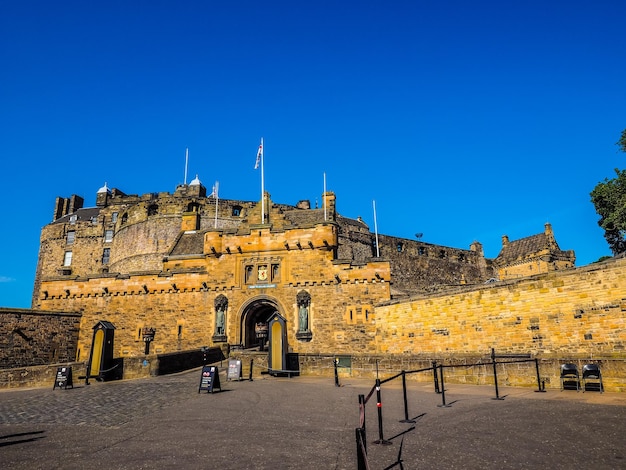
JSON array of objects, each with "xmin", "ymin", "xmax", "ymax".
[
  {"xmin": 334, "ymin": 274, "xmax": 341, "ymax": 283},
  {"xmin": 308, "ymin": 241, "xmax": 314, "ymax": 249},
  {"xmin": 102, "ymin": 287, "xmax": 109, "ymax": 294},
  {"xmin": 143, "ymin": 284, "xmax": 149, "ymax": 293}
]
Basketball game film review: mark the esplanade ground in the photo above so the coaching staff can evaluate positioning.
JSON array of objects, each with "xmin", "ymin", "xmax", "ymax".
[{"xmin": 1, "ymin": 367, "xmax": 625, "ymax": 469}]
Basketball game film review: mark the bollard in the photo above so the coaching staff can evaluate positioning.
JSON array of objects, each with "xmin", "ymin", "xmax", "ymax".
[
  {"xmin": 373, "ymin": 379, "xmax": 392, "ymax": 445},
  {"xmin": 432, "ymin": 360, "xmax": 440, "ymax": 393},
  {"xmin": 491, "ymin": 348, "xmax": 504, "ymax": 400},
  {"xmin": 249, "ymin": 358, "xmax": 254, "ymax": 381},
  {"xmin": 355, "ymin": 427, "xmax": 368, "ymax": 470},
  {"xmin": 334, "ymin": 358, "xmax": 340, "ymax": 387},
  {"xmin": 358, "ymin": 394, "xmax": 367, "ymax": 452},
  {"xmin": 437, "ymin": 365, "xmax": 451, "ymax": 408},
  {"xmin": 400, "ymin": 370, "xmax": 416, "ymax": 423},
  {"xmin": 534, "ymin": 358, "xmax": 546, "ymax": 392}
]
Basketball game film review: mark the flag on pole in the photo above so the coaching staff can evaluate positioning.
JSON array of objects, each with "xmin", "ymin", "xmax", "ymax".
[
  {"xmin": 255, "ymin": 138, "xmax": 263, "ymax": 169},
  {"xmin": 210, "ymin": 181, "xmax": 219, "ymax": 198}
]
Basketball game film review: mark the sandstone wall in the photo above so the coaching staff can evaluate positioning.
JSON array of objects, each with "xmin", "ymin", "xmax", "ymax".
[
  {"xmin": 375, "ymin": 257, "xmax": 626, "ymax": 358},
  {"xmin": 0, "ymin": 309, "xmax": 81, "ymax": 369}
]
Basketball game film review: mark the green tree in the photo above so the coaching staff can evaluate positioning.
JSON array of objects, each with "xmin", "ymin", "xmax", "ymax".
[{"xmin": 590, "ymin": 129, "xmax": 626, "ymax": 255}]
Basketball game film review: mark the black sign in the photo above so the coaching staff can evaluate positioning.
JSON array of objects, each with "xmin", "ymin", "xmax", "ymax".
[
  {"xmin": 53, "ymin": 366, "xmax": 73, "ymax": 390},
  {"xmin": 227, "ymin": 359, "xmax": 242, "ymax": 381},
  {"xmin": 198, "ymin": 366, "xmax": 221, "ymax": 393}
]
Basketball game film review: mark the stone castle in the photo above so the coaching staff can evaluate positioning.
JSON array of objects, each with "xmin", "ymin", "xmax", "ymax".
[{"xmin": 27, "ymin": 178, "xmax": 578, "ymax": 372}]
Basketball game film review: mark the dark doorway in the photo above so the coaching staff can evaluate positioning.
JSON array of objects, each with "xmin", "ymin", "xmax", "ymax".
[{"xmin": 241, "ymin": 298, "xmax": 279, "ymax": 349}]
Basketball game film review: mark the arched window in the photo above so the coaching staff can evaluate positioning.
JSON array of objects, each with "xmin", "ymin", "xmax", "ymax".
[{"xmin": 147, "ymin": 204, "xmax": 158, "ymax": 216}]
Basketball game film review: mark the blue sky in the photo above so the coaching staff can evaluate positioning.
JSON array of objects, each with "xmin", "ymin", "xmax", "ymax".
[{"xmin": 1, "ymin": 1, "xmax": 624, "ymax": 308}]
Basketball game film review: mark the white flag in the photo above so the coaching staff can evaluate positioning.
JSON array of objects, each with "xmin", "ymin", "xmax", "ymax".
[{"xmin": 255, "ymin": 138, "xmax": 263, "ymax": 169}]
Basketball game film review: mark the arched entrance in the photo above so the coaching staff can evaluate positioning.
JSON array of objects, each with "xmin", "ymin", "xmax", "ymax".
[{"xmin": 239, "ymin": 296, "xmax": 283, "ymax": 350}]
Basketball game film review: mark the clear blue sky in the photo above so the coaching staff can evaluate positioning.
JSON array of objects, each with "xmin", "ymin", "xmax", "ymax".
[{"xmin": 1, "ymin": 1, "xmax": 624, "ymax": 308}]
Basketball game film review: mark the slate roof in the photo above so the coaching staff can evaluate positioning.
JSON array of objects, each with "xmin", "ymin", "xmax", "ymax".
[
  {"xmin": 169, "ymin": 231, "xmax": 205, "ymax": 256},
  {"xmin": 496, "ymin": 232, "xmax": 551, "ymax": 264},
  {"xmin": 51, "ymin": 207, "xmax": 102, "ymax": 224}
]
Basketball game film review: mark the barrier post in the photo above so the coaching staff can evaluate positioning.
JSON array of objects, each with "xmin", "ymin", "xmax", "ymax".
[
  {"xmin": 432, "ymin": 360, "xmax": 440, "ymax": 393},
  {"xmin": 534, "ymin": 358, "xmax": 546, "ymax": 392},
  {"xmin": 491, "ymin": 348, "xmax": 504, "ymax": 400},
  {"xmin": 358, "ymin": 394, "xmax": 367, "ymax": 451},
  {"xmin": 334, "ymin": 358, "xmax": 340, "ymax": 387},
  {"xmin": 355, "ymin": 427, "xmax": 368, "ymax": 470},
  {"xmin": 400, "ymin": 370, "xmax": 416, "ymax": 423},
  {"xmin": 373, "ymin": 378, "xmax": 392, "ymax": 445},
  {"xmin": 437, "ymin": 365, "xmax": 451, "ymax": 408},
  {"xmin": 249, "ymin": 358, "xmax": 254, "ymax": 381}
]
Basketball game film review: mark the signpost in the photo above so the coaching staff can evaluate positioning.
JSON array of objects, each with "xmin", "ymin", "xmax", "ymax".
[
  {"xmin": 53, "ymin": 366, "xmax": 73, "ymax": 390},
  {"xmin": 198, "ymin": 366, "xmax": 221, "ymax": 393}
]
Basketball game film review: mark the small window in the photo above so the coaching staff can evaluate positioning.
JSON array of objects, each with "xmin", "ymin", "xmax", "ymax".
[
  {"xmin": 418, "ymin": 247, "xmax": 426, "ymax": 255},
  {"xmin": 63, "ymin": 251, "xmax": 73, "ymax": 266},
  {"xmin": 111, "ymin": 212, "xmax": 118, "ymax": 223},
  {"xmin": 66, "ymin": 231, "xmax": 75, "ymax": 245},
  {"xmin": 121, "ymin": 213, "xmax": 128, "ymax": 225},
  {"xmin": 232, "ymin": 206, "xmax": 242, "ymax": 216},
  {"xmin": 102, "ymin": 248, "xmax": 110, "ymax": 264},
  {"xmin": 178, "ymin": 325, "xmax": 183, "ymax": 339},
  {"xmin": 147, "ymin": 204, "xmax": 158, "ymax": 216},
  {"xmin": 104, "ymin": 230, "xmax": 114, "ymax": 242},
  {"xmin": 69, "ymin": 215, "xmax": 77, "ymax": 225},
  {"xmin": 396, "ymin": 242, "xmax": 403, "ymax": 252},
  {"xmin": 90, "ymin": 216, "xmax": 98, "ymax": 225},
  {"xmin": 458, "ymin": 253, "xmax": 465, "ymax": 262}
]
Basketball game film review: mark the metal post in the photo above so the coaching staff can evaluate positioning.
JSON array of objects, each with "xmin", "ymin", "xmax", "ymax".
[
  {"xmin": 358, "ymin": 394, "xmax": 367, "ymax": 452},
  {"xmin": 432, "ymin": 360, "xmax": 440, "ymax": 393},
  {"xmin": 373, "ymin": 379, "xmax": 392, "ymax": 445},
  {"xmin": 534, "ymin": 358, "xmax": 545, "ymax": 392},
  {"xmin": 437, "ymin": 365, "xmax": 451, "ymax": 408},
  {"xmin": 249, "ymin": 358, "xmax": 254, "ymax": 381},
  {"xmin": 400, "ymin": 370, "xmax": 415, "ymax": 423},
  {"xmin": 334, "ymin": 358, "xmax": 340, "ymax": 387},
  {"xmin": 491, "ymin": 348, "xmax": 504, "ymax": 400},
  {"xmin": 355, "ymin": 428, "xmax": 368, "ymax": 470}
]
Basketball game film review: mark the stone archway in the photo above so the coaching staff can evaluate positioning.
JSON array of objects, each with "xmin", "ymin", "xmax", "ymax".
[{"xmin": 239, "ymin": 296, "xmax": 282, "ymax": 349}]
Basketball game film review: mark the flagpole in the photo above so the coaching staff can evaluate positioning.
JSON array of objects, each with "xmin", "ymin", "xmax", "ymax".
[
  {"xmin": 184, "ymin": 148, "xmax": 189, "ymax": 185},
  {"xmin": 323, "ymin": 172, "xmax": 327, "ymax": 221},
  {"xmin": 261, "ymin": 138, "xmax": 265, "ymax": 224},
  {"xmin": 373, "ymin": 200, "xmax": 380, "ymax": 258},
  {"xmin": 214, "ymin": 181, "xmax": 219, "ymax": 229}
]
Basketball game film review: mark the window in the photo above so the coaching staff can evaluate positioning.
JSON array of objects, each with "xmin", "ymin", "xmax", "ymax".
[
  {"xmin": 104, "ymin": 230, "xmax": 113, "ymax": 242},
  {"xmin": 102, "ymin": 248, "xmax": 110, "ymax": 264},
  {"xmin": 66, "ymin": 231, "xmax": 75, "ymax": 245},
  {"xmin": 418, "ymin": 247, "xmax": 426, "ymax": 255},
  {"xmin": 63, "ymin": 251, "xmax": 73, "ymax": 266},
  {"xmin": 397, "ymin": 242, "xmax": 403, "ymax": 252},
  {"xmin": 121, "ymin": 213, "xmax": 128, "ymax": 225},
  {"xmin": 111, "ymin": 212, "xmax": 118, "ymax": 223},
  {"xmin": 232, "ymin": 206, "xmax": 242, "ymax": 216},
  {"xmin": 147, "ymin": 204, "xmax": 158, "ymax": 216},
  {"xmin": 69, "ymin": 215, "xmax": 77, "ymax": 225}
]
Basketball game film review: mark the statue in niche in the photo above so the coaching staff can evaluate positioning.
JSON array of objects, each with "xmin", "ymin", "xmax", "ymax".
[
  {"xmin": 214, "ymin": 295, "xmax": 228, "ymax": 335},
  {"xmin": 296, "ymin": 290, "xmax": 311, "ymax": 332}
]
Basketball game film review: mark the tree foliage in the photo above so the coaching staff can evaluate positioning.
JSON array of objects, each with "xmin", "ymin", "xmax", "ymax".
[
  {"xmin": 618, "ymin": 128, "xmax": 626, "ymax": 153},
  {"xmin": 590, "ymin": 128, "xmax": 626, "ymax": 255}
]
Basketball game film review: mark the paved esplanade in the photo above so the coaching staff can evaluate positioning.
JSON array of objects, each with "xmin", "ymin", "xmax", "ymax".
[{"xmin": 1, "ymin": 367, "xmax": 625, "ymax": 469}]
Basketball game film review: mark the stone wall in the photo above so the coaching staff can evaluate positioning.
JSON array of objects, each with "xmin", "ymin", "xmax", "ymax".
[
  {"xmin": 0, "ymin": 309, "xmax": 81, "ymax": 369},
  {"xmin": 374, "ymin": 257, "xmax": 626, "ymax": 358}
]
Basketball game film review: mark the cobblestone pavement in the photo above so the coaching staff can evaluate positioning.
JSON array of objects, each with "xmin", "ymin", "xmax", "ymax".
[{"xmin": 1, "ymin": 368, "xmax": 625, "ymax": 469}]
